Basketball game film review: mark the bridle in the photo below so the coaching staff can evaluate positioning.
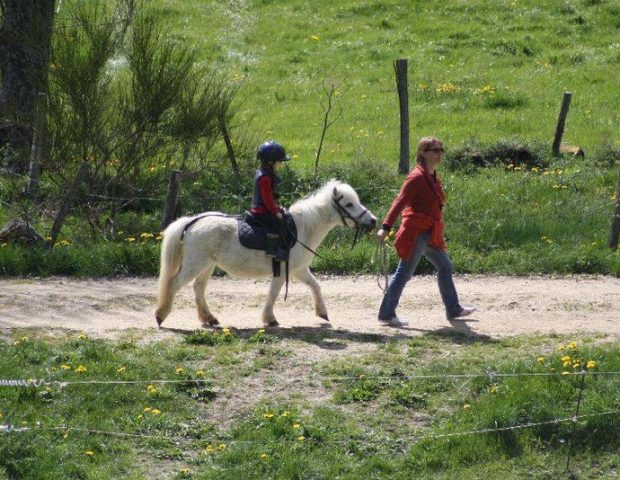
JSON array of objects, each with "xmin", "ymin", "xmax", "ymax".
[{"xmin": 332, "ymin": 193, "xmax": 372, "ymax": 247}]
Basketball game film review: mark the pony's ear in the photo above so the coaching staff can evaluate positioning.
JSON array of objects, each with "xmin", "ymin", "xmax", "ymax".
[{"xmin": 332, "ymin": 186, "xmax": 339, "ymax": 198}]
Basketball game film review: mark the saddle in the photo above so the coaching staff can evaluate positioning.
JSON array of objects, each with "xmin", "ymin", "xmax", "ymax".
[{"xmin": 237, "ymin": 211, "xmax": 297, "ymax": 278}]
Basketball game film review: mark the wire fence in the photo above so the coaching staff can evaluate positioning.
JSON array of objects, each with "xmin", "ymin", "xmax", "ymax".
[
  {"xmin": 1, "ymin": 366, "xmax": 619, "ymax": 473},
  {"xmin": 2, "ymin": 369, "xmax": 620, "ymax": 389}
]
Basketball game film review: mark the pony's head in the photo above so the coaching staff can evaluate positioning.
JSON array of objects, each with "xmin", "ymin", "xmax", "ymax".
[{"xmin": 330, "ymin": 181, "xmax": 377, "ymax": 233}]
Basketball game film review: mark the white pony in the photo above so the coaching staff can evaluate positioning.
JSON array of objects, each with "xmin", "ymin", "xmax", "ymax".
[{"xmin": 155, "ymin": 180, "xmax": 377, "ymax": 327}]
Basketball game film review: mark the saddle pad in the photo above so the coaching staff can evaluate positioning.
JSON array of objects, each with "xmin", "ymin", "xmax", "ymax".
[{"xmin": 237, "ymin": 212, "xmax": 297, "ymax": 251}]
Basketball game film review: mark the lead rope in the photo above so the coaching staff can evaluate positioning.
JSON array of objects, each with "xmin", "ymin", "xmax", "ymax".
[{"xmin": 373, "ymin": 240, "xmax": 389, "ymax": 292}]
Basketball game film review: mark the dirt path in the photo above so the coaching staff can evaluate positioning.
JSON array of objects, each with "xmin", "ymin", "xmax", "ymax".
[{"xmin": 1, "ymin": 275, "xmax": 618, "ymax": 340}]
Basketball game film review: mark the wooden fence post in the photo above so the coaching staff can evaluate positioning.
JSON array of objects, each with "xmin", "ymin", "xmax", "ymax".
[
  {"xmin": 609, "ymin": 171, "xmax": 620, "ymax": 249},
  {"xmin": 394, "ymin": 59, "xmax": 410, "ymax": 174},
  {"xmin": 161, "ymin": 170, "xmax": 181, "ymax": 231},
  {"xmin": 552, "ymin": 92, "xmax": 572, "ymax": 157},
  {"xmin": 48, "ymin": 161, "xmax": 89, "ymax": 246},
  {"xmin": 219, "ymin": 115, "xmax": 240, "ymax": 181}
]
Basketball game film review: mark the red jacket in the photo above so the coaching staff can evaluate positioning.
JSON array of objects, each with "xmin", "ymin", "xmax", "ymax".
[
  {"xmin": 251, "ymin": 174, "xmax": 280, "ymax": 215},
  {"xmin": 382, "ymin": 163, "xmax": 446, "ymax": 259}
]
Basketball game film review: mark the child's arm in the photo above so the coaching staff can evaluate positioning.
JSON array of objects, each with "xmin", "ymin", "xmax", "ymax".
[{"xmin": 258, "ymin": 176, "xmax": 281, "ymax": 217}]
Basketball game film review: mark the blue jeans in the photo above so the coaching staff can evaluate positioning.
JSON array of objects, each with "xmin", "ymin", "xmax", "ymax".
[{"xmin": 378, "ymin": 231, "xmax": 462, "ymax": 320}]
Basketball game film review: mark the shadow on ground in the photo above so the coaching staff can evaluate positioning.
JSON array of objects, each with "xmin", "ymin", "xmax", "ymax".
[{"xmin": 161, "ymin": 316, "xmax": 497, "ymax": 350}]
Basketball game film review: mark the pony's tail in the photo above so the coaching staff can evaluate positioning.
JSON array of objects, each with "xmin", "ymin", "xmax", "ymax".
[{"xmin": 155, "ymin": 217, "xmax": 189, "ymax": 326}]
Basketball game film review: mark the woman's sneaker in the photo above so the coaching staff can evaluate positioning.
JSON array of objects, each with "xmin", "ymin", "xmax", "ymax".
[
  {"xmin": 378, "ymin": 316, "xmax": 409, "ymax": 327},
  {"xmin": 447, "ymin": 306, "xmax": 476, "ymax": 320}
]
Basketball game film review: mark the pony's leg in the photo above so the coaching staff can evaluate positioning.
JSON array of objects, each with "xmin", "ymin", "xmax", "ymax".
[
  {"xmin": 193, "ymin": 266, "xmax": 218, "ymax": 327},
  {"xmin": 262, "ymin": 276, "xmax": 285, "ymax": 327},
  {"xmin": 156, "ymin": 262, "xmax": 202, "ymax": 327},
  {"xmin": 294, "ymin": 268, "xmax": 329, "ymax": 321}
]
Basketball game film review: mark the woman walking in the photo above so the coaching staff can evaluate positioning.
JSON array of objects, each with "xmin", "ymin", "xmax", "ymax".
[{"xmin": 377, "ymin": 136, "xmax": 475, "ymax": 327}]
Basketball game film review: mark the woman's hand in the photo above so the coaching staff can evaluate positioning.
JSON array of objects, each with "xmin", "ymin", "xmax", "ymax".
[{"xmin": 376, "ymin": 229, "xmax": 388, "ymax": 242}]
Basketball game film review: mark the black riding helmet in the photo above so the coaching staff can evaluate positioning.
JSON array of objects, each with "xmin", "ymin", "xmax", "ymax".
[{"xmin": 257, "ymin": 141, "xmax": 291, "ymax": 164}]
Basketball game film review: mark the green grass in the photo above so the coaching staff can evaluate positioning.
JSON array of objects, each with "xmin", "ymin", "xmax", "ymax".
[
  {"xmin": 1, "ymin": 330, "xmax": 619, "ymax": 478},
  {"xmin": 2, "ymin": 0, "xmax": 619, "ymax": 277},
  {"xmin": 2, "ymin": 155, "xmax": 618, "ymax": 277},
  {"xmin": 139, "ymin": 0, "xmax": 620, "ymax": 164}
]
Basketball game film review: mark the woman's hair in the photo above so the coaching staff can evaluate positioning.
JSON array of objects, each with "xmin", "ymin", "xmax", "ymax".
[{"xmin": 415, "ymin": 136, "xmax": 443, "ymax": 164}]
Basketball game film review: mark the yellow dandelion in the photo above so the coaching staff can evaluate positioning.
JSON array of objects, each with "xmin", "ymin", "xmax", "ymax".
[
  {"xmin": 562, "ymin": 371, "xmax": 570, "ymax": 376},
  {"xmin": 85, "ymin": 450, "xmax": 94, "ymax": 456},
  {"xmin": 117, "ymin": 366, "xmax": 126, "ymax": 373},
  {"xmin": 222, "ymin": 327, "xmax": 231, "ymax": 335},
  {"xmin": 151, "ymin": 409, "xmax": 161, "ymax": 415},
  {"xmin": 563, "ymin": 361, "xmax": 571, "ymax": 368},
  {"xmin": 572, "ymin": 363, "xmax": 580, "ymax": 369},
  {"xmin": 260, "ymin": 453, "xmax": 269, "ymax": 460},
  {"xmin": 568, "ymin": 341, "xmax": 577, "ymax": 350},
  {"xmin": 206, "ymin": 445, "xmax": 214, "ymax": 453},
  {"xmin": 175, "ymin": 367, "xmax": 184, "ymax": 375},
  {"xmin": 297, "ymin": 435, "xmax": 305, "ymax": 442},
  {"xmin": 586, "ymin": 360, "xmax": 597, "ymax": 369},
  {"xmin": 75, "ymin": 365, "xmax": 87, "ymax": 373},
  {"xmin": 537, "ymin": 356, "xmax": 545, "ymax": 364},
  {"xmin": 463, "ymin": 404, "xmax": 471, "ymax": 410},
  {"xmin": 78, "ymin": 333, "xmax": 86, "ymax": 340},
  {"xmin": 531, "ymin": 167, "xmax": 539, "ymax": 173},
  {"xmin": 310, "ymin": 35, "xmax": 319, "ymax": 41},
  {"xmin": 126, "ymin": 237, "xmax": 136, "ymax": 242},
  {"xmin": 196, "ymin": 370, "xmax": 205, "ymax": 378},
  {"xmin": 559, "ymin": 345, "xmax": 566, "ymax": 351},
  {"xmin": 179, "ymin": 467, "xmax": 191, "ymax": 475},
  {"xmin": 561, "ymin": 355, "xmax": 571, "ymax": 362},
  {"xmin": 143, "ymin": 407, "xmax": 152, "ymax": 412},
  {"xmin": 264, "ymin": 413, "xmax": 275, "ymax": 419},
  {"xmin": 293, "ymin": 423, "xmax": 301, "ymax": 429},
  {"xmin": 147, "ymin": 385, "xmax": 157, "ymax": 394},
  {"xmin": 281, "ymin": 411, "xmax": 290, "ymax": 417},
  {"xmin": 490, "ymin": 385, "xmax": 498, "ymax": 394},
  {"xmin": 60, "ymin": 364, "xmax": 71, "ymax": 370},
  {"xmin": 218, "ymin": 444, "xmax": 226, "ymax": 451}
]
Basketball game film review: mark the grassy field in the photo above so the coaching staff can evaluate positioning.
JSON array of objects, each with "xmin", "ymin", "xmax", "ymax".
[
  {"xmin": 144, "ymin": 0, "xmax": 620, "ymax": 164},
  {"xmin": 2, "ymin": 154, "xmax": 618, "ymax": 277},
  {"xmin": 1, "ymin": 329, "xmax": 619, "ymax": 479},
  {"xmin": 3, "ymin": 0, "xmax": 616, "ymax": 277}
]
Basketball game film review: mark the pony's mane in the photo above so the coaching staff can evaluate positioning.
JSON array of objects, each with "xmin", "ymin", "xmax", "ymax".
[{"xmin": 290, "ymin": 179, "xmax": 341, "ymax": 214}]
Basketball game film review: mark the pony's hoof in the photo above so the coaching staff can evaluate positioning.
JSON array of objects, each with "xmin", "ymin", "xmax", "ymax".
[
  {"xmin": 318, "ymin": 313, "xmax": 329, "ymax": 322},
  {"xmin": 200, "ymin": 312, "xmax": 219, "ymax": 327},
  {"xmin": 156, "ymin": 316, "xmax": 163, "ymax": 328},
  {"xmin": 265, "ymin": 319, "xmax": 279, "ymax": 327}
]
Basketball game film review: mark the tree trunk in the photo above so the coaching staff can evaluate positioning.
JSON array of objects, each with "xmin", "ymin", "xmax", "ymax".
[{"xmin": 0, "ymin": 0, "xmax": 55, "ymax": 173}]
